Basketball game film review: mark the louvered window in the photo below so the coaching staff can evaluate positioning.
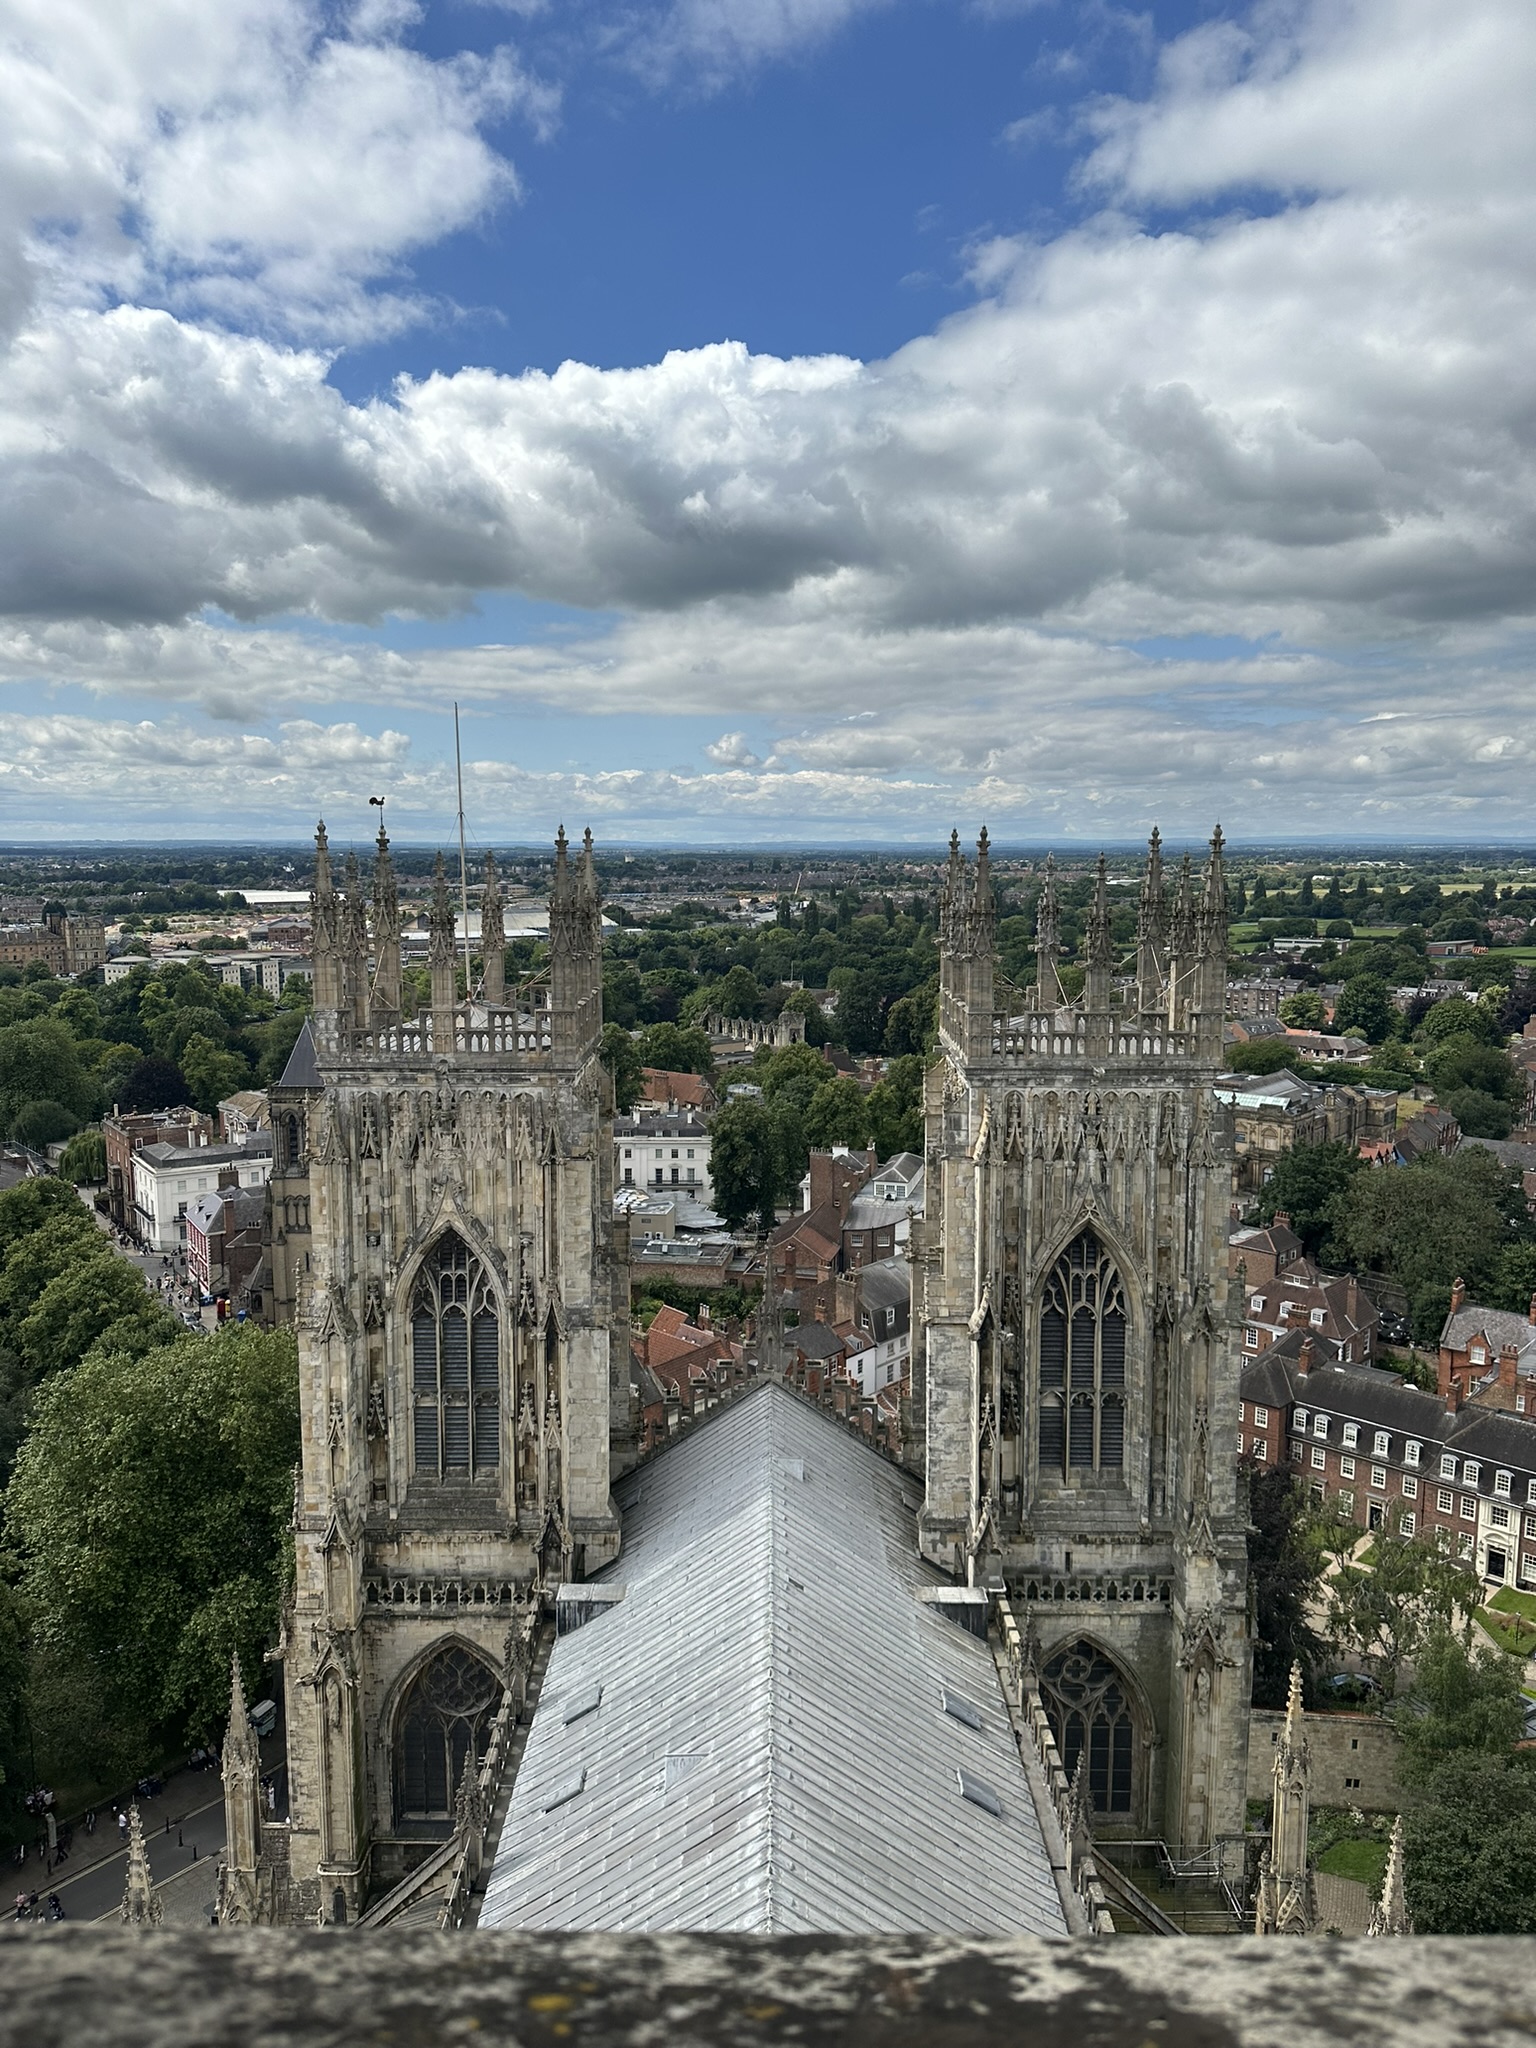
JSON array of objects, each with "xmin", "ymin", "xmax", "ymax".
[
  {"xmin": 1038, "ymin": 1229, "xmax": 1128, "ymax": 1479},
  {"xmin": 410, "ymin": 1233, "xmax": 499, "ymax": 1479}
]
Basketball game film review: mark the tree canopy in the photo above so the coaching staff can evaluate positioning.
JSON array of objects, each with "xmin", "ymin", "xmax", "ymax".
[{"xmin": 5, "ymin": 1324, "xmax": 301, "ymax": 1746}]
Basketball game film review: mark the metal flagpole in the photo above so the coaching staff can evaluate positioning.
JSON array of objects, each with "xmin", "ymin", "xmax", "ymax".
[{"xmin": 453, "ymin": 702, "xmax": 475, "ymax": 996}]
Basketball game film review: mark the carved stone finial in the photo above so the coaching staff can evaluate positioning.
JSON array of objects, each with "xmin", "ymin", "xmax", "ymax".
[{"xmin": 119, "ymin": 1804, "xmax": 162, "ymax": 1926}]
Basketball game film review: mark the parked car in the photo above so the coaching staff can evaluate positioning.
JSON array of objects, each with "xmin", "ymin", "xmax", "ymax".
[
  {"xmin": 250, "ymin": 1699, "xmax": 278, "ymax": 1740},
  {"xmin": 1322, "ymin": 1671, "xmax": 1383, "ymax": 1706}
]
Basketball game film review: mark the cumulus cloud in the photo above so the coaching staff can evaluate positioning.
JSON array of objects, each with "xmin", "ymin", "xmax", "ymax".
[
  {"xmin": 0, "ymin": 0, "xmax": 552, "ymax": 342},
  {"xmin": 3, "ymin": 0, "xmax": 1535, "ymax": 836}
]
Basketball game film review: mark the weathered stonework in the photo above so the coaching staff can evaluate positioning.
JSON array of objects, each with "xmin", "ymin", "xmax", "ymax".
[
  {"xmin": 917, "ymin": 829, "xmax": 1252, "ymax": 1852},
  {"xmin": 274, "ymin": 822, "xmax": 625, "ymax": 1922}
]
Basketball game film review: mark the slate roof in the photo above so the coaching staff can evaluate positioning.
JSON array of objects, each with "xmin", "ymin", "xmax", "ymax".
[
  {"xmin": 479, "ymin": 1381, "xmax": 1070, "ymax": 1935},
  {"xmin": 276, "ymin": 1017, "xmax": 323, "ymax": 1091},
  {"xmin": 1442, "ymin": 1303, "xmax": 1536, "ymax": 1360}
]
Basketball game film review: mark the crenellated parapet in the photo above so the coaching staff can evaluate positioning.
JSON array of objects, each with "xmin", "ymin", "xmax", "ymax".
[
  {"xmin": 939, "ymin": 826, "xmax": 1231, "ymax": 1074},
  {"xmin": 307, "ymin": 820, "xmax": 603, "ymax": 1073}
]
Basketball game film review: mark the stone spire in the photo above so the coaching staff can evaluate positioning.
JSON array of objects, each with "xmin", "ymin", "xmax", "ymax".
[
  {"xmin": 548, "ymin": 826, "xmax": 601, "ymax": 1059},
  {"xmin": 969, "ymin": 827, "xmax": 995, "ymax": 948},
  {"xmin": 1136, "ymin": 827, "xmax": 1167, "ymax": 1016},
  {"xmin": 370, "ymin": 817, "xmax": 401, "ymax": 1020},
  {"xmin": 1368, "ymin": 1815, "xmax": 1412, "ymax": 1937},
  {"xmin": 1167, "ymin": 852, "xmax": 1196, "ymax": 1031},
  {"xmin": 480, "ymin": 850, "xmax": 505, "ymax": 1005},
  {"xmin": 341, "ymin": 852, "xmax": 369, "ymax": 1028},
  {"xmin": 1083, "ymin": 851, "xmax": 1113, "ymax": 1036},
  {"xmin": 429, "ymin": 852, "xmax": 458, "ymax": 1047},
  {"xmin": 119, "ymin": 1803, "xmax": 163, "ymax": 1926},
  {"xmin": 1256, "ymin": 1660, "xmax": 1316, "ymax": 1935},
  {"xmin": 218, "ymin": 1653, "xmax": 265, "ymax": 1926},
  {"xmin": 310, "ymin": 820, "xmax": 341, "ymax": 1018},
  {"xmin": 1034, "ymin": 854, "xmax": 1061, "ymax": 1012}
]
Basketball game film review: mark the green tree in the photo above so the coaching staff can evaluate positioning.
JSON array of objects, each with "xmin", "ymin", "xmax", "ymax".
[
  {"xmin": 865, "ymin": 1055, "xmax": 925, "ymax": 1161},
  {"xmin": 1420, "ymin": 995, "xmax": 1501, "ymax": 1047},
  {"xmin": 8, "ymin": 1099, "xmax": 79, "ymax": 1147},
  {"xmin": 883, "ymin": 985, "xmax": 936, "ymax": 1056},
  {"xmin": 1403, "ymin": 1756, "xmax": 1536, "ymax": 1933},
  {"xmin": 0, "ymin": 1019, "xmax": 93, "ymax": 1130},
  {"xmin": 599, "ymin": 1022, "xmax": 644, "ymax": 1111},
  {"xmin": 5, "ymin": 1324, "xmax": 301, "ymax": 1743},
  {"xmin": 636, "ymin": 1023, "xmax": 714, "ymax": 1078},
  {"xmin": 1332, "ymin": 973, "xmax": 1393, "ymax": 1043},
  {"xmin": 19, "ymin": 1250, "xmax": 179, "ymax": 1379},
  {"xmin": 709, "ymin": 1097, "xmax": 779, "ymax": 1231},
  {"xmin": 1254, "ymin": 1141, "xmax": 1361, "ymax": 1260},
  {"xmin": 1243, "ymin": 1462, "xmax": 1328, "ymax": 1708},
  {"xmin": 1278, "ymin": 991, "xmax": 1325, "ymax": 1030},
  {"xmin": 711, "ymin": 964, "xmax": 762, "ymax": 1021},
  {"xmin": 0, "ymin": 1175, "xmax": 88, "ymax": 1257},
  {"xmin": 1330, "ymin": 1146, "xmax": 1533, "ymax": 1324},
  {"xmin": 58, "ymin": 1128, "xmax": 107, "ymax": 1184},
  {"xmin": 1395, "ymin": 1629, "xmax": 1526, "ymax": 1787},
  {"xmin": 1225, "ymin": 1037, "xmax": 1304, "ymax": 1076},
  {"xmin": 0, "ymin": 1583, "xmax": 28, "ymax": 1845},
  {"xmin": 118, "ymin": 1054, "xmax": 190, "ymax": 1112},
  {"xmin": 832, "ymin": 973, "xmax": 883, "ymax": 1056},
  {"xmin": 803, "ymin": 1076, "xmax": 871, "ymax": 1151},
  {"xmin": 0, "ymin": 1208, "xmax": 101, "ymax": 1333},
  {"xmin": 178, "ymin": 1033, "xmax": 252, "ymax": 1112},
  {"xmin": 1326, "ymin": 1517, "xmax": 1478, "ymax": 1697}
]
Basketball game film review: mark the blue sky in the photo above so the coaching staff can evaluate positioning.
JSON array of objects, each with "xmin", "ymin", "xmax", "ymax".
[{"xmin": 1, "ymin": 0, "xmax": 1534, "ymax": 845}]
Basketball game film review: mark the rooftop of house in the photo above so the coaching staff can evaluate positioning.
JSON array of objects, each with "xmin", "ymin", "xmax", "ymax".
[
  {"xmin": 135, "ymin": 1136, "xmax": 272, "ymax": 1171},
  {"xmin": 614, "ymin": 1108, "xmax": 711, "ymax": 1136},
  {"xmin": 1442, "ymin": 1301, "xmax": 1536, "ymax": 1360},
  {"xmin": 639, "ymin": 1068, "xmax": 714, "ymax": 1111},
  {"xmin": 791, "ymin": 1320, "xmax": 849, "ymax": 1363},
  {"xmin": 856, "ymin": 1258, "xmax": 911, "ymax": 1316},
  {"xmin": 478, "ymin": 1380, "xmax": 1070, "ymax": 1936}
]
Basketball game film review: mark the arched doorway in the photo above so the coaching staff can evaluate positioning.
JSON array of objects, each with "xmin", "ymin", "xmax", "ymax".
[
  {"xmin": 1039, "ymin": 1639, "xmax": 1140, "ymax": 1820},
  {"xmin": 394, "ymin": 1645, "xmax": 502, "ymax": 1825}
]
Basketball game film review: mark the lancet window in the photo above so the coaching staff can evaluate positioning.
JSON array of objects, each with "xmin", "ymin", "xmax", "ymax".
[
  {"xmin": 410, "ymin": 1233, "xmax": 500, "ymax": 1479},
  {"xmin": 1040, "ymin": 1640, "xmax": 1136, "ymax": 1816},
  {"xmin": 1037, "ymin": 1229, "xmax": 1127, "ymax": 1476}
]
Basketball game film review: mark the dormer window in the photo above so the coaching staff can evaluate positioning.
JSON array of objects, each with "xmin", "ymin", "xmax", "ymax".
[
  {"xmin": 1342, "ymin": 1423, "xmax": 1359, "ymax": 1448},
  {"xmin": 1313, "ymin": 1415, "xmax": 1328, "ymax": 1439},
  {"xmin": 1496, "ymin": 1470, "xmax": 1513, "ymax": 1498},
  {"xmin": 1374, "ymin": 1431, "xmax": 1390, "ymax": 1457}
]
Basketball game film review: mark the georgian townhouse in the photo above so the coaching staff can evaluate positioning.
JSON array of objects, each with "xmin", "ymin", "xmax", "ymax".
[{"xmin": 1240, "ymin": 1330, "xmax": 1536, "ymax": 1588}]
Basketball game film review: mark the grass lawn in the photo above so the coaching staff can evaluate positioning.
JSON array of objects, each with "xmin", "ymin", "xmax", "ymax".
[
  {"xmin": 1317, "ymin": 1838, "xmax": 1389, "ymax": 1888},
  {"xmin": 1476, "ymin": 1598, "xmax": 1536, "ymax": 1658}
]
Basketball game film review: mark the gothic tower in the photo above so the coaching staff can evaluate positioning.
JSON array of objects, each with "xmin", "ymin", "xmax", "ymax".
[
  {"xmin": 278, "ymin": 819, "xmax": 622, "ymax": 1922},
  {"xmin": 916, "ymin": 826, "xmax": 1250, "ymax": 1852}
]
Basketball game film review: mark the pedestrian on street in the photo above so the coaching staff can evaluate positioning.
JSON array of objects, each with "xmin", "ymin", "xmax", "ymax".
[
  {"xmin": 116, "ymin": 1808, "xmax": 128, "ymax": 1844},
  {"xmin": 84, "ymin": 1808, "xmax": 96, "ymax": 1836},
  {"xmin": 47, "ymin": 1893, "xmax": 63, "ymax": 1921}
]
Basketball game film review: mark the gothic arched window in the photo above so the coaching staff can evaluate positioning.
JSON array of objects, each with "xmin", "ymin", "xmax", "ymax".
[
  {"xmin": 395, "ymin": 1646, "xmax": 501, "ymax": 1822},
  {"xmin": 1040, "ymin": 1640, "xmax": 1136, "ymax": 1816},
  {"xmin": 282, "ymin": 1111, "xmax": 304, "ymax": 1170},
  {"xmin": 1037, "ymin": 1229, "xmax": 1127, "ymax": 1477},
  {"xmin": 410, "ymin": 1233, "xmax": 499, "ymax": 1480}
]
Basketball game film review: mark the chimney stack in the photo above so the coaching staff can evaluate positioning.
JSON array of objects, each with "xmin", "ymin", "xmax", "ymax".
[
  {"xmin": 1450, "ymin": 1275, "xmax": 1467, "ymax": 1314},
  {"xmin": 1500, "ymin": 1344, "xmax": 1520, "ymax": 1394},
  {"xmin": 1297, "ymin": 1335, "xmax": 1315, "ymax": 1376},
  {"xmin": 1528, "ymin": 1291, "xmax": 1536, "ymax": 1328},
  {"xmin": 1446, "ymin": 1373, "xmax": 1464, "ymax": 1415}
]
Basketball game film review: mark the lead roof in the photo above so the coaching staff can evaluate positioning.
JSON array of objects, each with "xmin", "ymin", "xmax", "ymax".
[{"xmin": 479, "ymin": 1380, "xmax": 1070, "ymax": 1935}]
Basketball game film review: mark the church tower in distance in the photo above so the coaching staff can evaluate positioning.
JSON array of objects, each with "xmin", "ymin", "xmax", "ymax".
[
  {"xmin": 916, "ymin": 826, "xmax": 1251, "ymax": 1854},
  {"xmin": 280, "ymin": 818, "xmax": 623, "ymax": 1922}
]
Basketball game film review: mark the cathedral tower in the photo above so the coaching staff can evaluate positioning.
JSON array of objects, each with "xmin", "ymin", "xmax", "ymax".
[
  {"xmin": 917, "ymin": 828, "xmax": 1250, "ymax": 1853},
  {"xmin": 278, "ymin": 820, "xmax": 622, "ymax": 1922}
]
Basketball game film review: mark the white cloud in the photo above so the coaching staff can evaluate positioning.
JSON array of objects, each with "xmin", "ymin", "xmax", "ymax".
[
  {"xmin": 2, "ymin": 0, "xmax": 1535, "ymax": 837},
  {"xmin": 612, "ymin": 0, "xmax": 896, "ymax": 91},
  {"xmin": 0, "ymin": 0, "xmax": 552, "ymax": 342}
]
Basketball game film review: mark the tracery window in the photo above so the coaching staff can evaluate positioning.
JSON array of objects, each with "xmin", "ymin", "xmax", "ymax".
[
  {"xmin": 1037, "ymin": 1230, "xmax": 1127, "ymax": 1477},
  {"xmin": 395, "ymin": 1646, "xmax": 501, "ymax": 1821},
  {"xmin": 1040, "ymin": 1640, "xmax": 1135, "ymax": 1816},
  {"xmin": 410, "ymin": 1233, "xmax": 499, "ymax": 1479}
]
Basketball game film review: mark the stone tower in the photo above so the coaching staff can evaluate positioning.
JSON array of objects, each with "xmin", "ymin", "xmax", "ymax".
[
  {"xmin": 278, "ymin": 818, "xmax": 623, "ymax": 1922},
  {"xmin": 916, "ymin": 826, "xmax": 1250, "ymax": 1851}
]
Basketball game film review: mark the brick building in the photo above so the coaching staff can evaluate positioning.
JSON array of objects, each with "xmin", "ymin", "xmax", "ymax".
[
  {"xmin": 1230, "ymin": 1221, "xmax": 1377, "ymax": 1367},
  {"xmin": 102, "ymin": 1105, "xmax": 214, "ymax": 1231},
  {"xmin": 1240, "ymin": 1329, "xmax": 1536, "ymax": 1587}
]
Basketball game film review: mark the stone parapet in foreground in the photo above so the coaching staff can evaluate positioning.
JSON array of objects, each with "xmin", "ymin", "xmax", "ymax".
[{"xmin": 0, "ymin": 1932, "xmax": 1530, "ymax": 2046}]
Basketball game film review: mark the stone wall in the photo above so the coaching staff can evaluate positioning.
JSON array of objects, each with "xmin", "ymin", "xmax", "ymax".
[
  {"xmin": 1246, "ymin": 1707, "xmax": 1405, "ymax": 1811},
  {"xmin": 3, "ymin": 1932, "xmax": 1534, "ymax": 2045}
]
